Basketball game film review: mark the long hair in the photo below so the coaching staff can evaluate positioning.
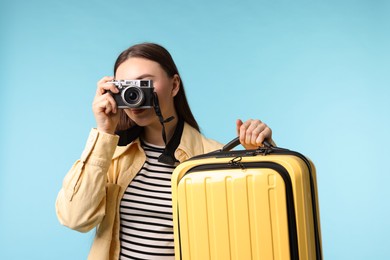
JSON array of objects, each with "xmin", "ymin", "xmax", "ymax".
[{"xmin": 113, "ymin": 43, "xmax": 200, "ymax": 132}]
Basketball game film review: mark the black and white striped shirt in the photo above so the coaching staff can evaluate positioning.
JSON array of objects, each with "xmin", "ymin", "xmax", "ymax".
[{"xmin": 119, "ymin": 141, "xmax": 176, "ymax": 260}]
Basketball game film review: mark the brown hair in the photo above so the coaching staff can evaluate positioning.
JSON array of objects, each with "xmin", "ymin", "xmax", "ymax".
[{"xmin": 114, "ymin": 43, "xmax": 200, "ymax": 132}]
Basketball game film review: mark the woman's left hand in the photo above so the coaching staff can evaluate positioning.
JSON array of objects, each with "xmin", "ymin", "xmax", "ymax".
[{"xmin": 236, "ymin": 119, "xmax": 274, "ymax": 150}]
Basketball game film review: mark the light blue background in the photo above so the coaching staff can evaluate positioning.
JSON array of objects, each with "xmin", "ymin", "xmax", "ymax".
[{"xmin": 1, "ymin": 0, "xmax": 389, "ymax": 259}]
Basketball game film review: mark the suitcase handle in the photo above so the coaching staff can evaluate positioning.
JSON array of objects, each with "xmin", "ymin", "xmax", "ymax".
[{"xmin": 222, "ymin": 137, "xmax": 273, "ymax": 152}]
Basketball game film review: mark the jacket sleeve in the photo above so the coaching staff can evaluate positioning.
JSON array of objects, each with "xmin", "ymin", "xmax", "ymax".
[{"xmin": 55, "ymin": 129, "xmax": 119, "ymax": 233}]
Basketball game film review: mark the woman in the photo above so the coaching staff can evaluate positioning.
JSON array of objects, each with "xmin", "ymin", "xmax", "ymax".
[{"xmin": 56, "ymin": 43, "xmax": 274, "ymax": 260}]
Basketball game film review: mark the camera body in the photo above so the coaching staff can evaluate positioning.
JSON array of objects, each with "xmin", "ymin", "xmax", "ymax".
[{"xmin": 109, "ymin": 80, "xmax": 154, "ymax": 108}]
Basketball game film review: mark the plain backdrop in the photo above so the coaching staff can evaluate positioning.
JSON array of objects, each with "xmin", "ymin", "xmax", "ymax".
[{"xmin": 1, "ymin": 0, "xmax": 389, "ymax": 259}]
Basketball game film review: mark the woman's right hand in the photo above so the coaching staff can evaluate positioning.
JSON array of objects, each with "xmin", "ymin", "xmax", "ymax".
[{"xmin": 92, "ymin": 76, "xmax": 120, "ymax": 135}]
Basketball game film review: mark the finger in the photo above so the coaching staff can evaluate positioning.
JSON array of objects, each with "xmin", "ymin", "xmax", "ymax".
[
  {"xmin": 97, "ymin": 76, "xmax": 115, "ymax": 85},
  {"xmin": 93, "ymin": 93, "xmax": 117, "ymax": 114},
  {"xmin": 239, "ymin": 119, "xmax": 251, "ymax": 144},
  {"xmin": 256, "ymin": 127, "xmax": 272, "ymax": 145},
  {"xmin": 106, "ymin": 93, "xmax": 118, "ymax": 113},
  {"xmin": 96, "ymin": 76, "xmax": 117, "ymax": 95},
  {"xmin": 236, "ymin": 119, "xmax": 243, "ymax": 136},
  {"xmin": 102, "ymin": 93, "xmax": 118, "ymax": 114},
  {"xmin": 251, "ymin": 122, "xmax": 268, "ymax": 143},
  {"xmin": 239, "ymin": 119, "xmax": 255, "ymax": 145},
  {"xmin": 104, "ymin": 101, "xmax": 112, "ymax": 114},
  {"xmin": 244, "ymin": 119, "xmax": 262, "ymax": 145}
]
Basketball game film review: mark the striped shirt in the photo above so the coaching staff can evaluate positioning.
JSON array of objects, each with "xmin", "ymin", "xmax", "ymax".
[{"xmin": 119, "ymin": 141, "xmax": 176, "ymax": 260}]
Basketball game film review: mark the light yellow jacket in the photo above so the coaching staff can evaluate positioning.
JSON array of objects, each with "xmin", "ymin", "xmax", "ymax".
[{"xmin": 55, "ymin": 123, "xmax": 222, "ymax": 260}]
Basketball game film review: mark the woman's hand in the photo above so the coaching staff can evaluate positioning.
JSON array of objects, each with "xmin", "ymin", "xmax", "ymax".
[
  {"xmin": 236, "ymin": 119, "xmax": 273, "ymax": 150},
  {"xmin": 92, "ymin": 76, "xmax": 120, "ymax": 135}
]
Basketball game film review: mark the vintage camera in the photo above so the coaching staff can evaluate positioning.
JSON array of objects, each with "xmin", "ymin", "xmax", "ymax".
[{"xmin": 109, "ymin": 80, "xmax": 154, "ymax": 108}]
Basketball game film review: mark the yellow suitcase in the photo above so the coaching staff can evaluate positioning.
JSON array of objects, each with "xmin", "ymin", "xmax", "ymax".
[{"xmin": 171, "ymin": 138, "xmax": 322, "ymax": 260}]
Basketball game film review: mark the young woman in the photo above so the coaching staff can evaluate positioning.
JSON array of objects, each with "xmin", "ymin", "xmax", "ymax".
[{"xmin": 56, "ymin": 43, "xmax": 274, "ymax": 260}]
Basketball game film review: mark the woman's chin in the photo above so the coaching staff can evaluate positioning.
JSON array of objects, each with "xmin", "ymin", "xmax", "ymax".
[{"xmin": 130, "ymin": 108, "xmax": 146, "ymax": 115}]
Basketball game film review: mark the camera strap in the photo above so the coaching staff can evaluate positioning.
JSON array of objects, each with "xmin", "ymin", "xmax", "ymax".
[
  {"xmin": 153, "ymin": 92, "xmax": 184, "ymax": 165},
  {"xmin": 115, "ymin": 118, "xmax": 183, "ymax": 166},
  {"xmin": 152, "ymin": 92, "xmax": 175, "ymax": 145}
]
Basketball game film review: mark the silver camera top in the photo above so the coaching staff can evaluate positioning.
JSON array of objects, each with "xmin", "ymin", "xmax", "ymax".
[{"xmin": 108, "ymin": 80, "xmax": 153, "ymax": 89}]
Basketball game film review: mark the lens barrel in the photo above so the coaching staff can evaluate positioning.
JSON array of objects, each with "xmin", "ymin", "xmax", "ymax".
[{"xmin": 122, "ymin": 86, "xmax": 145, "ymax": 108}]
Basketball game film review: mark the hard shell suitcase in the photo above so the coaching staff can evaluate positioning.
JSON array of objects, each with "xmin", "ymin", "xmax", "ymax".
[{"xmin": 171, "ymin": 138, "xmax": 322, "ymax": 260}]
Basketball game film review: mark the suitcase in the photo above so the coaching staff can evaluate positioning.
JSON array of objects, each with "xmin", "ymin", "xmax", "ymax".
[{"xmin": 171, "ymin": 138, "xmax": 322, "ymax": 260}]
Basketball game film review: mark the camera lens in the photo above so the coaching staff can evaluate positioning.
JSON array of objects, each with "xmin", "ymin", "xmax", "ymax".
[
  {"xmin": 128, "ymin": 91, "xmax": 138, "ymax": 101},
  {"xmin": 122, "ymin": 87, "xmax": 145, "ymax": 108}
]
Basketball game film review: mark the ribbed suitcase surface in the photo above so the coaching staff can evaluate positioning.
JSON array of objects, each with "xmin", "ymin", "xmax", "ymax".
[{"xmin": 172, "ymin": 142, "xmax": 322, "ymax": 260}]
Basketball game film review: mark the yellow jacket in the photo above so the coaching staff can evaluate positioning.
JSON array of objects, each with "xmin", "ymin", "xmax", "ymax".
[{"xmin": 55, "ymin": 122, "xmax": 222, "ymax": 260}]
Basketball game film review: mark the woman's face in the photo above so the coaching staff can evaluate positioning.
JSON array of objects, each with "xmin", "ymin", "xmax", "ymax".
[{"xmin": 115, "ymin": 57, "xmax": 180, "ymax": 127}]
